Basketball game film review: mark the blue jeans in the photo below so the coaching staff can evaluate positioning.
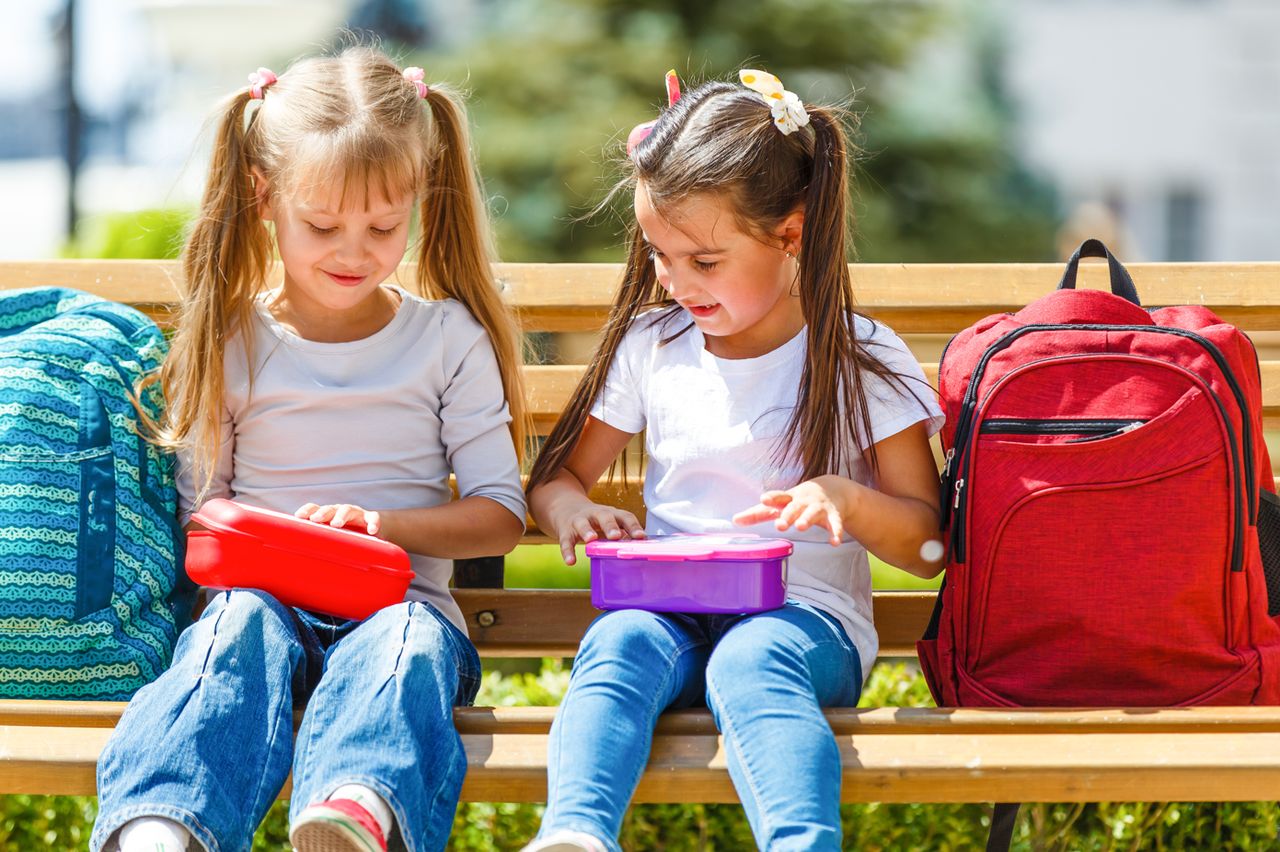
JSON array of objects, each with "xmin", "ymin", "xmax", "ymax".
[
  {"xmin": 539, "ymin": 601, "xmax": 862, "ymax": 851},
  {"xmin": 91, "ymin": 590, "xmax": 481, "ymax": 852}
]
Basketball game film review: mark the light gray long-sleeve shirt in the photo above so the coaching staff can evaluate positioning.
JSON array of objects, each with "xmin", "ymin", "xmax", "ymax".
[{"xmin": 176, "ymin": 287, "xmax": 526, "ymax": 634}]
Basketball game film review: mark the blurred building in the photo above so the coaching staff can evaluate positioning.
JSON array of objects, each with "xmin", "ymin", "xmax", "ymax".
[{"xmin": 1001, "ymin": 0, "xmax": 1280, "ymax": 262}]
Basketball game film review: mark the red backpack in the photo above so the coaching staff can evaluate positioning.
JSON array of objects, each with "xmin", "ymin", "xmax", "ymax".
[{"xmin": 918, "ymin": 239, "xmax": 1280, "ymax": 708}]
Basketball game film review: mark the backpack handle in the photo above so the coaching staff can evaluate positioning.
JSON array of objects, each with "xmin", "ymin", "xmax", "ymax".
[{"xmin": 1056, "ymin": 239, "xmax": 1142, "ymax": 307}]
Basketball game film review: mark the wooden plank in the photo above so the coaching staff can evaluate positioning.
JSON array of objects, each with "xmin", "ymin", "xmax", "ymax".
[
  {"xmin": 453, "ymin": 589, "xmax": 934, "ymax": 658},
  {"xmin": 525, "ymin": 362, "xmax": 1280, "ymax": 425},
  {"xmin": 17, "ymin": 702, "xmax": 1280, "ymax": 736},
  {"xmin": 14, "ymin": 712, "xmax": 1280, "ymax": 802},
  {"xmin": 5, "ymin": 260, "xmax": 1280, "ymax": 333}
]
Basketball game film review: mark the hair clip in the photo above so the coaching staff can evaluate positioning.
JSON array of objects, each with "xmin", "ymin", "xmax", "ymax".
[
  {"xmin": 247, "ymin": 67, "xmax": 278, "ymax": 100},
  {"xmin": 627, "ymin": 69, "xmax": 682, "ymax": 156},
  {"xmin": 403, "ymin": 67, "xmax": 429, "ymax": 99},
  {"xmin": 739, "ymin": 69, "xmax": 809, "ymax": 136}
]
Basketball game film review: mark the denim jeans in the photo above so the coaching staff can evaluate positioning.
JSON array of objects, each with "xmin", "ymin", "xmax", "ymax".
[
  {"xmin": 538, "ymin": 601, "xmax": 862, "ymax": 851},
  {"xmin": 91, "ymin": 589, "xmax": 481, "ymax": 852}
]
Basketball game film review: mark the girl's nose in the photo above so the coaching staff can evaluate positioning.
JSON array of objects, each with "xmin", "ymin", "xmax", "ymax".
[
  {"xmin": 333, "ymin": 233, "xmax": 370, "ymax": 266},
  {"xmin": 656, "ymin": 264, "xmax": 680, "ymax": 297}
]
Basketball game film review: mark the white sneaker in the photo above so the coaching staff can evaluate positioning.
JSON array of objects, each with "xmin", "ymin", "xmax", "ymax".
[
  {"xmin": 117, "ymin": 817, "xmax": 191, "ymax": 852},
  {"xmin": 522, "ymin": 829, "xmax": 609, "ymax": 852}
]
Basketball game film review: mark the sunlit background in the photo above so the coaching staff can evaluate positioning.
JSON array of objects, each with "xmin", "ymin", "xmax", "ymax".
[{"xmin": 5, "ymin": 0, "xmax": 1278, "ymax": 265}]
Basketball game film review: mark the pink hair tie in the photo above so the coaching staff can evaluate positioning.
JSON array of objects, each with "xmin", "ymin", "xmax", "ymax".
[
  {"xmin": 403, "ymin": 67, "xmax": 429, "ymax": 99},
  {"xmin": 627, "ymin": 69, "xmax": 682, "ymax": 156},
  {"xmin": 247, "ymin": 67, "xmax": 277, "ymax": 100}
]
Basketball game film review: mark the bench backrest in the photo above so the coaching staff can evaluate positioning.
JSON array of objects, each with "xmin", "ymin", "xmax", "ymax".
[{"xmin": 4, "ymin": 259, "xmax": 1277, "ymax": 656}]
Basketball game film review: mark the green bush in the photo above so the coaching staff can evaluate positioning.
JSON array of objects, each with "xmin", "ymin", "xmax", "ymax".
[
  {"xmin": 62, "ymin": 209, "xmax": 191, "ymax": 260},
  {"xmin": 12, "ymin": 662, "xmax": 1280, "ymax": 849}
]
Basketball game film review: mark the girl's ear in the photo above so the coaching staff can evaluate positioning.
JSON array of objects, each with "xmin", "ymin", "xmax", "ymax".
[
  {"xmin": 776, "ymin": 206, "xmax": 805, "ymax": 254},
  {"xmin": 250, "ymin": 166, "xmax": 273, "ymax": 221}
]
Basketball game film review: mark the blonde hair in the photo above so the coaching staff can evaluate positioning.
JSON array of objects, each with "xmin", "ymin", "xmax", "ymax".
[{"xmin": 154, "ymin": 46, "xmax": 527, "ymax": 500}]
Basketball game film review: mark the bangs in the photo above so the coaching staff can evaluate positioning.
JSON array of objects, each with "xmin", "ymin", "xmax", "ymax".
[{"xmin": 284, "ymin": 129, "xmax": 424, "ymax": 210}]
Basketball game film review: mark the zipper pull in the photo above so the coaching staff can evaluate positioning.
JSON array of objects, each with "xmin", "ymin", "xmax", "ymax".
[
  {"xmin": 953, "ymin": 477, "xmax": 966, "ymax": 509},
  {"xmin": 942, "ymin": 447, "xmax": 955, "ymax": 478}
]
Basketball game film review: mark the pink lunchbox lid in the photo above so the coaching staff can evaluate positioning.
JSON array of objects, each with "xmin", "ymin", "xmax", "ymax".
[
  {"xmin": 191, "ymin": 499, "xmax": 412, "ymax": 577},
  {"xmin": 584, "ymin": 533, "xmax": 793, "ymax": 562}
]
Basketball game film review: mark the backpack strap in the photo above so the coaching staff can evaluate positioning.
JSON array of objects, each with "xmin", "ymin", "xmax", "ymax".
[{"xmin": 1057, "ymin": 238, "xmax": 1141, "ymax": 306}]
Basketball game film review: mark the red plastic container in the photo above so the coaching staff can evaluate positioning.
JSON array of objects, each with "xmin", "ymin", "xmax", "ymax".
[{"xmin": 186, "ymin": 499, "xmax": 413, "ymax": 620}]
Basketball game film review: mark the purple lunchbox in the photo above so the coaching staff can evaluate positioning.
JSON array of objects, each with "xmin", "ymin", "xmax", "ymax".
[{"xmin": 585, "ymin": 534, "xmax": 792, "ymax": 614}]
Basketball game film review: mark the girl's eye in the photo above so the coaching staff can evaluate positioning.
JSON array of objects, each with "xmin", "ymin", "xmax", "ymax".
[
  {"xmin": 694, "ymin": 260, "xmax": 718, "ymax": 272},
  {"xmin": 308, "ymin": 224, "xmax": 336, "ymax": 235},
  {"xmin": 371, "ymin": 226, "xmax": 398, "ymax": 237}
]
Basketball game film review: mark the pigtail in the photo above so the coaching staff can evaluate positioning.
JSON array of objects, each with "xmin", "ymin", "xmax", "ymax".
[
  {"xmin": 789, "ymin": 105, "xmax": 867, "ymax": 479},
  {"xmin": 417, "ymin": 85, "xmax": 529, "ymax": 462},
  {"xmin": 790, "ymin": 106, "xmax": 926, "ymax": 480},
  {"xmin": 525, "ymin": 227, "xmax": 667, "ymax": 492},
  {"xmin": 154, "ymin": 87, "xmax": 272, "ymax": 501}
]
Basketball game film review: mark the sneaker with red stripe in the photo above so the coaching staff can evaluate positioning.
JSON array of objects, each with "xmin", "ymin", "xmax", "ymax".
[{"xmin": 289, "ymin": 798, "xmax": 388, "ymax": 852}]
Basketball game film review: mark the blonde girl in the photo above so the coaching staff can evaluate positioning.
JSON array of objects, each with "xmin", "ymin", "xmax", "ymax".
[{"xmin": 92, "ymin": 47, "xmax": 526, "ymax": 852}]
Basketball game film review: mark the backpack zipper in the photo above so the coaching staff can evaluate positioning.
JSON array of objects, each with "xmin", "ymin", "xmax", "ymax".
[{"xmin": 944, "ymin": 325, "xmax": 1252, "ymax": 567}]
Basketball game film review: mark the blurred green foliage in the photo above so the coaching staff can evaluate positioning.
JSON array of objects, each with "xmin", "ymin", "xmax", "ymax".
[
  {"xmin": 63, "ymin": 209, "xmax": 190, "ymax": 260},
  {"xmin": 417, "ymin": 0, "xmax": 1059, "ymax": 263}
]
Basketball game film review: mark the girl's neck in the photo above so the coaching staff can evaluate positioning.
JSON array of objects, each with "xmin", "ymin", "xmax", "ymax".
[
  {"xmin": 266, "ymin": 284, "xmax": 403, "ymax": 343},
  {"xmin": 703, "ymin": 293, "xmax": 805, "ymax": 360}
]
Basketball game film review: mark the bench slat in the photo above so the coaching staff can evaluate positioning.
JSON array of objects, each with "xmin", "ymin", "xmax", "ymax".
[
  {"xmin": 7, "ymin": 260, "xmax": 1280, "ymax": 333},
  {"xmin": 12, "ymin": 710, "xmax": 1280, "ymax": 802},
  {"xmin": 454, "ymin": 589, "xmax": 935, "ymax": 658},
  {"xmin": 525, "ymin": 362, "xmax": 1280, "ymax": 433}
]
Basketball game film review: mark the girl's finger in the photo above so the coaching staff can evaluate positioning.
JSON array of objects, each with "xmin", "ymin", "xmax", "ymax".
[
  {"xmin": 309, "ymin": 505, "xmax": 336, "ymax": 523},
  {"xmin": 619, "ymin": 512, "xmax": 646, "ymax": 538},
  {"xmin": 593, "ymin": 509, "xmax": 625, "ymax": 540},
  {"xmin": 365, "ymin": 510, "xmax": 381, "ymax": 536},
  {"xmin": 559, "ymin": 531, "xmax": 579, "ymax": 565},
  {"xmin": 826, "ymin": 509, "xmax": 844, "ymax": 547},
  {"xmin": 777, "ymin": 498, "xmax": 807, "ymax": 528},
  {"xmin": 295, "ymin": 503, "xmax": 320, "ymax": 518},
  {"xmin": 331, "ymin": 505, "xmax": 352, "ymax": 528},
  {"xmin": 571, "ymin": 515, "xmax": 600, "ymax": 544},
  {"xmin": 794, "ymin": 503, "xmax": 825, "ymax": 532},
  {"xmin": 732, "ymin": 504, "xmax": 780, "ymax": 526},
  {"xmin": 759, "ymin": 491, "xmax": 793, "ymax": 507}
]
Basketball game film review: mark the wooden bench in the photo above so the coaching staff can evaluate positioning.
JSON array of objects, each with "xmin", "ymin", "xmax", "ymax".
[{"xmin": 3, "ymin": 259, "xmax": 1280, "ymax": 808}]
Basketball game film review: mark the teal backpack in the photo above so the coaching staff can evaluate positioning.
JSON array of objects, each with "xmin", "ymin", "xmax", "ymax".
[{"xmin": 0, "ymin": 287, "xmax": 190, "ymax": 699}]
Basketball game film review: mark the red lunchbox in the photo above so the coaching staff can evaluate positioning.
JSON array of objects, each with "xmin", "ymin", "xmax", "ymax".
[{"xmin": 186, "ymin": 499, "xmax": 413, "ymax": 620}]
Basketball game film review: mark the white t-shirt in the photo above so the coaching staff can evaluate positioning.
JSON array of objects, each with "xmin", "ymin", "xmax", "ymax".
[
  {"xmin": 590, "ymin": 310, "xmax": 944, "ymax": 678},
  {"xmin": 176, "ymin": 287, "xmax": 526, "ymax": 635}
]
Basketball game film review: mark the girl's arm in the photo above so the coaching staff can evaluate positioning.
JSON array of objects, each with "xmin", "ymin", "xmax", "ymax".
[
  {"xmin": 377, "ymin": 498, "xmax": 523, "ymax": 559},
  {"xmin": 295, "ymin": 496, "xmax": 524, "ymax": 559},
  {"xmin": 529, "ymin": 416, "xmax": 644, "ymax": 565},
  {"xmin": 734, "ymin": 421, "xmax": 944, "ymax": 578}
]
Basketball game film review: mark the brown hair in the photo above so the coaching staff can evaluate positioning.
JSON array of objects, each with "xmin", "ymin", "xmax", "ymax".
[
  {"xmin": 528, "ymin": 78, "xmax": 925, "ymax": 492},
  {"xmin": 153, "ymin": 46, "xmax": 527, "ymax": 500}
]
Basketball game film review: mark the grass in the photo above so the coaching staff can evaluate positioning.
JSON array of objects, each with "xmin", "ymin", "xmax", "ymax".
[{"xmin": 503, "ymin": 544, "xmax": 944, "ymax": 591}]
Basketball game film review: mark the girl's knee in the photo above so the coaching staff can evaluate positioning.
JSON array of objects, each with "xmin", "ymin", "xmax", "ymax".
[
  {"xmin": 193, "ymin": 589, "xmax": 296, "ymax": 647},
  {"xmin": 344, "ymin": 601, "xmax": 470, "ymax": 682},
  {"xmin": 579, "ymin": 609, "xmax": 684, "ymax": 662}
]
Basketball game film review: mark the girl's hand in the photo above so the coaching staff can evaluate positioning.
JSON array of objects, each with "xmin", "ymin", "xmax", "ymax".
[
  {"xmin": 551, "ymin": 503, "xmax": 645, "ymax": 566},
  {"xmin": 295, "ymin": 503, "xmax": 381, "ymax": 536},
  {"xmin": 732, "ymin": 476, "xmax": 851, "ymax": 547}
]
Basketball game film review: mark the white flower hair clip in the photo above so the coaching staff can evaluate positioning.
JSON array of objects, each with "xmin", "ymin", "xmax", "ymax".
[{"xmin": 738, "ymin": 69, "xmax": 809, "ymax": 136}]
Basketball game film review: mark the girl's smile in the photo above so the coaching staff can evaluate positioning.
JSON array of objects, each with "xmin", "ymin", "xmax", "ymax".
[
  {"xmin": 257, "ymin": 178, "xmax": 416, "ymax": 341},
  {"xmin": 634, "ymin": 181, "xmax": 804, "ymax": 360}
]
